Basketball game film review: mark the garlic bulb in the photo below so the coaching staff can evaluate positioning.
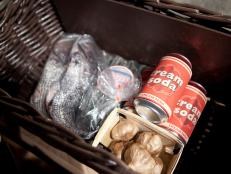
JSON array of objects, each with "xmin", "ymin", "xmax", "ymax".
[
  {"xmin": 153, "ymin": 157, "xmax": 163, "ymax": 174},
  {"xmin": 136, "ymin": 132, "xmax": 163, "ymax": 156},
  {"xmin": 124, "ymin": 143, "xmax": 157, "ymax": 174},
  {"xmin": 109, "ymin": 141, "xmax": 126, "ymax": 159},
  {"xmin": 111, "ymin": 119, "xmax": 139, "ymax": 141},
  {"xmin": 164, "ymin": 145, "xmax": 175, "ymax": 155}
]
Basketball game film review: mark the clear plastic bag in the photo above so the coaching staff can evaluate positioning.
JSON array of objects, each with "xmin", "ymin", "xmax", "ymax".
[
  {"xmin": 30, "ymin": 34, "xmax": 81, "ymax": 117},
  {"xmin": 97, "ymin": 65, "xmax": 140, "ymax": 102},
  {"xmin": 31, "ymin": 34, "xmax": 144, "ymax": 139}
]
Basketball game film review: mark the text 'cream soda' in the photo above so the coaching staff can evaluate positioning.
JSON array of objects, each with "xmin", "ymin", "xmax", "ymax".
[
  {"xmin": 134, "ymin": 53, "xmax": 192, "ymax": 123},
  {"xmin": 160, "ymin": 81, "xmax": 207, "ymax": 144}
]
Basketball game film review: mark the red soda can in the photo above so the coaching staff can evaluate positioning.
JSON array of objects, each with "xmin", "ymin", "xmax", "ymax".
[
  {"xmin": 123, "ymin": 67, "xmax": 155, "ymax": 113},
  {"xmin": 160, "ymin": 81, "xmax": 207, "ymax": 144},
  {"xmin": 134, "ymin": 53, "xmax": 192, "ymax": 123}
]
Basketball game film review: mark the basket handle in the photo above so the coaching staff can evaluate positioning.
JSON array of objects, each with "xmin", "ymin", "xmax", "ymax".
[
  {"xmin": 117, "ymin": 0, "xmax": 231, "ymax": 32},
  {"xmin": 0, "ymin": 0, "xmax": 11, "ymax": 11},
  {"xmin": 0, "ymin": 88, "xmax": 136, "ymax": 174}
]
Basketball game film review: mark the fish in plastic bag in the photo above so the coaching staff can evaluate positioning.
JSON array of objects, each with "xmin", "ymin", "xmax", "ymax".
[
  {"xmin": 30, "ymin": 34, "xmax": 81, "ymax": 117},
  {"xmin": 31, "ymin": 34, "xmax": 143, "ymax": 139}
]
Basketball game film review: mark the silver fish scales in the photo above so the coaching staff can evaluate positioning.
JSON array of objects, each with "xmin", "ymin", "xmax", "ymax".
[{"xmin": 30, "ymin": 34, "xmax": 80, "ymax": 117}]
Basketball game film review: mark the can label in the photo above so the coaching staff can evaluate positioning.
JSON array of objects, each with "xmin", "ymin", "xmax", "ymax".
[
  {"xmin": 160, "ymin": 84, "xmax": 207, "ymax": 143},
  {"xmin": 137, "ymin": 56, "xmax": 192, "ymax": 117}
]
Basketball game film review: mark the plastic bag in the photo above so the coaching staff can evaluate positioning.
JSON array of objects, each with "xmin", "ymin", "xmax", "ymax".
[
  {"xmin": 30, "ymin": 34, "xmax": 81, "ymax": 117},
  {"xmin": 31, "ymin": 34, "xmax": 144, "ymax": 139},
  {"xmin": 97, "ymin": 65, "xmax": 140, "ymax": 102}
]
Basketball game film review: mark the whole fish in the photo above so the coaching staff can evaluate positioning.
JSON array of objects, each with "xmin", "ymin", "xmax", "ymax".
[
  {"xmin": 30, "ymin": 35, "xmax": 80, "ymax": 117},
  {"xmin": 31, "ymin": 34, "xmax": 143, "ymax": 139},
  {"xmin": 73, "ymin": 35, "xmax": 118, "ymax": 138},
  {"xmin": 47, "ymin": 35, "xmax": 116, "ymax": 139},
  {"xmin": 48, "ymin": 38, "xmax": 95, "ymax": 135}
]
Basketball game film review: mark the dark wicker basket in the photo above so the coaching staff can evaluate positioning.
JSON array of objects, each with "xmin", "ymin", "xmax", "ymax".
[
  {"xmin": 0, "ymin": 0, "xmax": 63, "ymax": 100},
  {"xmin": 0, "ymin": 0, "xmax": 231, "ymax": 173}
]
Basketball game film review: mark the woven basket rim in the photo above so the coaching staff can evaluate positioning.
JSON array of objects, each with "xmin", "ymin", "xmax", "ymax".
[{"xmin": 116, "ymin": 0, "xmax": 231, "ymax": 34}]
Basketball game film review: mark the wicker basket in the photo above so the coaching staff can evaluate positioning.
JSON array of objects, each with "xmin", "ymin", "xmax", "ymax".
[{"xmin": 0, "ymin": 0, "xmax": 231, "ymax": 173}]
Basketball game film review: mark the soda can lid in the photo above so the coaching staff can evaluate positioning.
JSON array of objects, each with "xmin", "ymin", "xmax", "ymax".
[
  {"xmin": 189, "ymin": 81, "xmax": 207, "ymax": 95},
  {"xmin": 167, "ymin": 53, "xmax": 192, "ymax": 70},
  {"xmin": 134, "ymin": 99, "xmax": 168, "ymax": 124}
]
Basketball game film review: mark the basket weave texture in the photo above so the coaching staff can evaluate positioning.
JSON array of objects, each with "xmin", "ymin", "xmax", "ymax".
[{"xmin": 0, "ymin": 0, "xmax": 63, "ymax": 99}]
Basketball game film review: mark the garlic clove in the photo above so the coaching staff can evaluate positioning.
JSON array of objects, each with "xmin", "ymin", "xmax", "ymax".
[
  {"xmin": 153, "ymin": 157, "xmax": 163, "ymax": 174},
  {"xmin": 164, "ymin": 145, "xmax": 175, "ymax": 155},
  {"xmin": 124, "ymin": 143, "xmax": 157, "ymax": 174},
  {"xmin": 109, "ymin": 141, "xmax": 126, "ymax": 159},
  {"xmin": 111, "ymin": 119, "xmax": 139, "ymax": 141},
  {"xmin": 136, "ymin": 132, "xmax": 163, "ymax": 156}
]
